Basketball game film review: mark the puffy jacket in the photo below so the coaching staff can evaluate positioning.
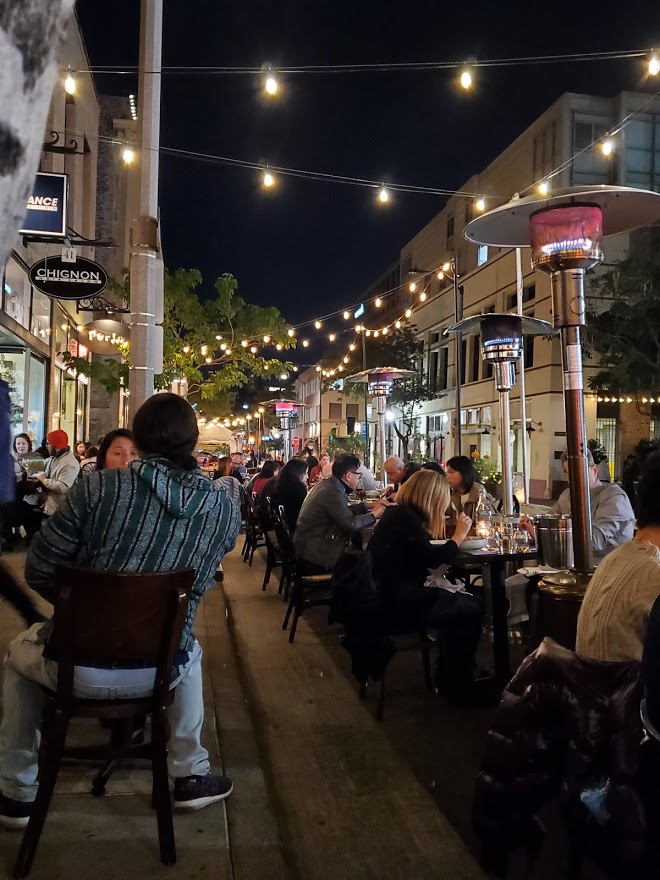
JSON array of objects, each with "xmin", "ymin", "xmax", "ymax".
[
  {"xmin": 41, "ymin": 447, "xmax": 80, "ymax": 515},
  {"xmin": 553, "ymin": 481, "xmax": 635, "ymax": 561},
  {"xmin": 473, "ymin": 638, "xmax": 644, "ymax": 875},
  {"xmin": 294, "ymin": 475, "xmax": 376, "ymax": 568}
]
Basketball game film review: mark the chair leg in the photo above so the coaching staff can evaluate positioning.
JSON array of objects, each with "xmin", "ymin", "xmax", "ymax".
[
  {"xmin": 421, "ymin": 643, "xmax": 433, "ymax": 691},
  {"xmin": 151, "ymin": 712, "xmax": 176, "ymax": 866},
  {"xmin": 262, "ymin": 556, "xmax": 272, "ymax": 591},
  {"xmin": 249, "ymin": 541, "xmax": 256, "ymax": 566},
  {"xmin": 288, "ymin": 585, "xmax": 306, "ymax": 644},
  {"xmin": 14, "ymin": 711, "xmax": 70, "ymax": 878},
  {"xmin": 376, "ymin": 675, "xmax": 386, "ymax": 721},
  {"xmin": 241, "ymin": 534, "xmax": 249, "ymax": 560},
  {"xmin": 282, "ymin": 584, "xmax": 297, "ymax": 631},
  {"xmin": 277, "ymin": 570, "xmax": 285, "ymax": 595}
]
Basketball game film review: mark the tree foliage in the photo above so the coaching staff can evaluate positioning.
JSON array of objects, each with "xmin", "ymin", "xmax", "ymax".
[
  {"xmin": 64, "ymin": 270, "xmax": 294, "ymax": 416},
  {"xmin": 585, "ymin": 258, "xmax": 660, "ymax": 405}
]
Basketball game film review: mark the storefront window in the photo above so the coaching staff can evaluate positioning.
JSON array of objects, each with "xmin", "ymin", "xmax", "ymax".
[
  {"xmin": 27, "ymin": 355, "xmax": 46, "ymax": 446},
  {"xmin": 54, "ymin": 307, "xmax": 69, "ymax": 361},
  {"xmin": 4, "ymin": 259, "xmax": 31, "ymax": 330},
  {"xmin": 30, "ymin": 289, "xmax": 51, "ymax": 342},
  {"xmin": 0, "ymin": 350, "xmax": 25, "ymax": 435},
  {"xmin": 61, "ymin": 373, "xmax": 76, "ymax": 445},
  {"xmin": 76, "ymin": 378, "xmax": 87, "ymax": 442}
]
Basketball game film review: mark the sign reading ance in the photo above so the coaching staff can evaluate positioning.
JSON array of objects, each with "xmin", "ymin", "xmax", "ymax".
[
  {"xmin": 29, "ymin": 256, "xmax": 108, "ymax": 300},
  {"xmin": 19, "ymin": 172, "xmax": 69, "ymax": 238}
]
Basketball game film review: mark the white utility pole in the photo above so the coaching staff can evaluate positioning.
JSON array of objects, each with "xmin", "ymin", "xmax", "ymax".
[{"xmin": 128, "ymin": 0, "xmax": 164, "ymax": 419}]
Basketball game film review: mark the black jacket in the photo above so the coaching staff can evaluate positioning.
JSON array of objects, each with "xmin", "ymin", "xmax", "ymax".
[{"xmin": 263, "ymin": 475, "xmax": 306, "ymax": 531}]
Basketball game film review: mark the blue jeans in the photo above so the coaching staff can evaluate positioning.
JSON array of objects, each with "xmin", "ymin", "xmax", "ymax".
[{"xmin": 0, "ymin": 624, "xmax": 209, "ymax": 802}]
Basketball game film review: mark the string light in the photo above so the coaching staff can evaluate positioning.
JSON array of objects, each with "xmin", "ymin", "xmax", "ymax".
[
  {"xmin": 183, "ymin": 345, "xmax": 190, "ymax": 353},
  {"xmin": 287, "ymin": 328, "xmax": 295, "ymax": 337},
  {"xmin": 382, "ymin": 326, "xmax": 388, "ymax": 334},
  {"xmin": 302, "ymin": 339, "xmax": 309, "ymax": 347},
  {"xmin": 442, "ymin": 262, "xmax": 451, "ymax": 271},
  {"xmin": 601, "ymin": 138, "xmax": 614, "ymax": 156},
  {"xmin": 395, "ymin": 320, "xmax": 401, "ymax": 329},
  {"xmin": 263, "ymin": 335, "xmax": 270, "ymax": 343},
  {"xmin": 276, "ymin": 343, "xmax": 283, "ymax": 350},
  {"xmin": 200, "ymin": 345, "xmax": 208, "ymax": 356},
  {"xmin": 250, "ymin": 345, "xmax": 258, "ymax": 353},
  {"xmin": 328, "ymin": 333, "xmax": 336, "ymax": 341},
  {"xmin": 241, "ymin": 339, "xmax": 248, "ymax": 347},
  {"xmin": 349, "ymin": 343, "xmax": 356, "ymax": 351},
  {"xmin": 378, "ymin": 184, "xmax": 390, "ymax": 203},
  {"xmin": 650, "ymin": 53, "xmax": 660, "ymax": 76},
  {"xmin": 420, "ymin": 291, "xmax": 427, "ymax": 301},
  {"xmin": 475, "ymin": 197, "xmax": 486, "ymax": 211},
  {"xmin": 409, "ymin": 281, "xmax": 417, "ymax": 293},
  {"xmin": 314, "ymin": 320, "xmax": 322, "ymax": 329},
  {"xmin": 373, "ymin": 330, "xmax": 380, "ymax": 337},
  {"xmin": 263, "ymin": 169, "xmax": 275, "ymax": 188},
  {"xmin": 215, "ymin": 334, "xmax": 223, "ymax": 340},
  {"xmin": 265, "ymin": 74, "xmax": 278, "ymax": 95},
  {"xmin": 460, "ymin": 67, "xmax": 473, "ymax": 90},
  {"xmin": 122, "ymin": 146, "xmax": 135, "ymax": 165},
  {"xmin": 538, "ymin": 180, "xmax": 550, "ymax": 196},
  {"xmin": 343, "ymin": 310, "xmax": 350, "ymax": 319},
  {"xmin": 205, "ymin": 356, "xmax": 212, "ymax": 364},
  {"xmin": 375, "ymin": 297, "xmax": 382, "ymax": 307},
  {"xmin": 405, "ymin": 309, "xmax": 412, "ymax": 318}
]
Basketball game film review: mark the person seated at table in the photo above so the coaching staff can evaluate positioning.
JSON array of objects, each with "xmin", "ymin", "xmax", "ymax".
[
  {"xmin": 368, "ymin": 469, "xmax": 482, "ymax": 704},
  {"xmin": 96, "ymin": 428, "xmax": 138, "ymax": 471},
  {"xmin": 576, "ymin": 452, "xmax": 660, "ymax": 663},
  {"xmin": 252, "ymin": 460, "xmax": 281, "ymax": 498},
  {"xmin": 422, "ymin": 461, "xmax": 445, "ymax": 475},
  {"xmin": 520, "ymin": 450, "xmax": 634, "ymax": 561},
  {"xmin": 79, "ymin": 445, "xmax": 99, "ymax": 477},
  {"xmin": 294, "ymin": 453, "xmax": 387, "ymax": 573},
  {"xmin": 262, "ymin": 457, "xmax": 308, "ymax": 531},
  {"xmin": 383, "ymin": 456, "xmax": 420, "ymax": 497},
  {"xmin": 0, "ymin": 393, "xmax": 241, "ymax": 829},
  {"xmin": 445, "ymin": 455, "xmax": 489, "ymax": 521},
  {"xmin": 309, "ymin": 453, "xmax": 329, "ymax": 485}
]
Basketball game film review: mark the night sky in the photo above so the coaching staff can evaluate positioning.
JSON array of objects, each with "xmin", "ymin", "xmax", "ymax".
[{"xmin": 76, "ymin": 0, "xmax": 659, "ymax": 327}]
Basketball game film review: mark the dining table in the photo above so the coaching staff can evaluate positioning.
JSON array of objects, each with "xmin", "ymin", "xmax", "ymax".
[{"xmin": 453, "ymin": 544, "xmax": 539, "ymax": 685}]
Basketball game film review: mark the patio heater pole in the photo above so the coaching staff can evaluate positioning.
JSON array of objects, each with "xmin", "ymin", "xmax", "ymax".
[
  {"xmin": 515, "ymin": 248, "xmax": 530, "ymax": 503},
  {"xmin": 375, "ymin": 394, "xmax": 387, "ymax": 483}
]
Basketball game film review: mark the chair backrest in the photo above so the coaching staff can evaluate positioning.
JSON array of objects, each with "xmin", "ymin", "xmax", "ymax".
[
  {"xmin": 274, "ymin": 504, "xmax": 296, "ymax": 566},
  {"xmin": 50, "ymin": 565, "xmax": 194, "ymax": 705}
]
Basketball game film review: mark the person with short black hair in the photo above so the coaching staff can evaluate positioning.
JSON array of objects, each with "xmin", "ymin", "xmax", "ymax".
[
  {"xmin": 445, "ymin": 455, "xmax": 488, "ymax": 521},
  {"xmin": 0, "ymin": 393, "xmax": 241, "ymax": 829},
  {"xmin": 294, "ymin": 453, "xmax": 387, "ymax": 571},
  {"xmin": 577, "ymin": 451, "xmax": 660, "ymax": 663},
  {"xmin": 263, "ymin": 457, "xmax": 308, "ymax": 530},
  {"xmin": 422, "ymin": 461, "xmax": 445, "ymax": 475}
]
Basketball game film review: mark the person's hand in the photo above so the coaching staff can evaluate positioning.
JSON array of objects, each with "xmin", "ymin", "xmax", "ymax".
[
  {"xmin": 453, "ymin": 512, "xmax": 472, "ymax": 545},
  {"xmin": 519, "ymin": 515, "xmax": 536, "ymax": 540},
  {"xmin": 371, "ymin": 501, "xmax": 387, "ymax": 519},
  {"xmin": 36, "ymin": 473, "xmax": 47, "ymax": 484}
]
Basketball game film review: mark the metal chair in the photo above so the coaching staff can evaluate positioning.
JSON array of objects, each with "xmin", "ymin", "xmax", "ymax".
[
  {"xmin": 254, "ymin": 494, "xmax": 284, "ymax": 592},
  {"xmin": 13, "ymin": 565, "xmax": 194, "ymax": 877},
  {"xmin": 240, "ymin": 486, "xmax": 265, "ymax": 566}
]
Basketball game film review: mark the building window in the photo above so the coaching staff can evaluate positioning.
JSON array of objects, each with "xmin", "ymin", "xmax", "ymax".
[
  {"xmin": 477, "ymin": 245, "xmax": 488, "ymax": 266},
  {"xmin": 429, "ymin": 350, "xmax": 439, "ymax": 391},
  {"xmin": 3, "ymin": 259, "xmax": 31, "ymax": 330},
  {"xmin": 470, "ymin": 334, "xmax": 481, "ymax": 382},
  {"xmin": 430, "ymin": 331, "xmax": 440, "ymax": 344},
  {"xmin": 439, "ymin": 346, "xmax": 448, "ymax": 390},
  {"xmin": 460, "ymin": 338, "xmax": 467, "ymax": 385},
  {"xmin": 345, "ymin": 403, "xmax": 359, "ymax": 419},
  {"xmin": 446, "ymin": 215, "xmax": 455, "ymax": 240},
  {"xmin": 328, "ymin": 402, "xmax": 342, "ymax": 421},
  {"xmin": 596, "ymin": 416, "xmax": 618, "ymax": 479},
  {"xmin": 624, "ymin": 114, "xmax": 660, "ymax": 191},
  {"xmin": 31, "ymin": 289, "xmax": 51, "ymax": 341}
]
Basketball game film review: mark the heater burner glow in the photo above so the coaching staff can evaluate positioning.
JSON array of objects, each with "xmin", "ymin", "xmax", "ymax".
[{"xmin": 530, "ymin": 205, "xmax": 603, "ymax": 269}]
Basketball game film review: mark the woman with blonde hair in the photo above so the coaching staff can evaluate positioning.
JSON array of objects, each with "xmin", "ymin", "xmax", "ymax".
[{"xmin": 368, "ymin": 469, "xmax": 483, "ymax": 704}]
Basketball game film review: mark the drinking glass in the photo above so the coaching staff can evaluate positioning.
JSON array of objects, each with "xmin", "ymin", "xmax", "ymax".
[{"xmin": 514, "ymin": 525, "xmax": 530, "ymax": 554}]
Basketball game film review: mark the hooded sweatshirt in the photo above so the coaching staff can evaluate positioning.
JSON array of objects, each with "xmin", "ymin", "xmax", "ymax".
[{"xmin": 25, "ymin": 457, "xmax": 241, "ymax": 653}]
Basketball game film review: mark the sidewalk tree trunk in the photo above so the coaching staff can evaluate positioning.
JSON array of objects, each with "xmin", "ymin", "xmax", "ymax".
[{"xmin": 0, "ymin": 1, "xmax": 74, "ymax": 268}]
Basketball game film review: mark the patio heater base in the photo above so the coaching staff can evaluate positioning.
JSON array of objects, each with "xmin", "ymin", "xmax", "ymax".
[{"xmin": 534, "ymin": 569, "xmax": 592, "ymax": 651}]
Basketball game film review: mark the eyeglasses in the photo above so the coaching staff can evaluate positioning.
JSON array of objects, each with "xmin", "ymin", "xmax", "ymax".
[{"xmin": 348, "ymin": 470, "xmax": 360, "ymax": 476}]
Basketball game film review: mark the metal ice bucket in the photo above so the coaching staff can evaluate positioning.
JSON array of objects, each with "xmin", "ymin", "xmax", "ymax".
[{"xmin": 535, "ymin": 514, "xmax": 574, "ymax": 569}]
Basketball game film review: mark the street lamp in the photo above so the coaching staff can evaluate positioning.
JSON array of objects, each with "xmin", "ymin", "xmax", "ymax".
[
  {"xmin": 446, "ymin": 313, "xmax": 554, "ymax": 515},
  {"xmin": 465, "ymin": 185, "xmax": 660, "ymax": 598},
  {"xmin": 346, "ymin": 367, "xmax": 416, "ymax": 481}
]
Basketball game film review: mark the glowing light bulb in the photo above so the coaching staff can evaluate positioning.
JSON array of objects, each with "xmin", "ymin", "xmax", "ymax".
[
  {"xmin": 302, "ymin": 339, "xmax": 309, "ymax": 347},
  {"xmin": 382, "ymin": 327, "xmax": 388, "ymax": 335},
  {"xmin": 226, "ymin": 348, "xmax": 232, "ymax": 355},
  {"xmin": 263, "ymin": 170, "xmax": 275, "ymax": 188},
  {"xmin": 201, "ymin": 344, "xmax": 208, "ymax": 356},
  {"xmin": 64, "ymin": 72, "xmax": 76, "ymax": 95},
  {"xmin": 328, "ymin": 333, "xmax": 336, "ymax": 342},
  {"xmin": 338, "ymin": 365, "xmax": 344, "ymax": 371},
  {"xmin": 349, "ymin": 344, "xmax": 356, "ymax": 351},
  {"xmin": 215, "ymin": 335, "xmax": 222, "ymax": 341},
  {"xmin": 601, "ymin": 139, "xmax": 614, "ymax": 156},
  {"xmin": 220, "ymin": 343, "xmax": 227, "ymax": 351},
  {"xmin": 355, "ymin": 324, "xmax": 362, "ymax": 332},
  {"xmin": 343, "ymin": 356, "xmax": 350, "ymax": 363},
  {"xmin": 276, "ymin": 343, "xmax": 282, "ymax": 351},
  {"xmin": 263, "ymin": 335, "xmax": 270, "ymax": 343},
  {"xmin": 183, "ymin": 345, "xmax": 190, "ymax": 353},
  {"xmin": 259, "ymin": 407, "xmax": 265, "ymax": 413},
  {"xmin": 287, "ymin": 328, "xmax": 295, "ymax": 337},
  {"xmin": 395, "ymin": 320, "xmax": 401, "ymax": 329},
  {"xmin": 650, "ymin": 53, "xmax": 660, "ymax": 76},
  {"xmin": 538, "ymin": 181, "xmax": 549, "ymax": 196},
  {"xmin": 265, "ymin": 75, "xmax": 278, "ymax": 95},
  {"xmin": 205, "ymin": 357, "xmax": 212, "ymax": 364},
  {"xmin": 378, "ymin": 185, "xmax": 389, "ymax": 203},
  {"xmin": 316, "ymin": 366, "xmax": 321, "ymax": 372},
  {"xmin": 460, "ymin": 67, "xmax": 473, "ymax": 90},
  {"xmin": 314, "ymin": 320, "xmax": 322, "ymax": 329},
  {"xmin": 365, "ymin": 330, "xmax": 372, "ymax": 337},
  {"xmin": 409, "ymin": 281, "xmax": 417, "ymax": 293},
  {"xmin": 122, "ymin": 147, "xmax": 135, "ymax": 165},
  {"xmin": 405, "ymin": 309, "xmax": 412, "ymax": 318},
  {"xmin": 437, "ymin": 271, "xmax": 444, "ymax": 280},
  {"xmin": 420, "ymin": 292, "xmax": 427, "ymax": 302},
  {"xmin": 241, "ymin": 340, "xmax": 248, "ymax": 347},
  {"xmin": 442, "ymin": 262, "xmax": 451, "ymax": 272},
  {"xmin": 250, "ymin": 346, "xmax": 258, "ymax": 353},
  {"xmin": 475, "ymin": 197, "xmax": 485, "ymax": 212},
  {"xmin": 373, "ymin": 330, "xmax": 380, "ymax": 338},
  {"xmin": 375, "ymin": 297, "xmax": 382, "ymax": 307},
  {"xmin": 76, "ymin": 324, "xmax": 84, "ymax": 332},
  {"xmin": 343, "ymin": 311, "xmax": 350, "ymax": 320}
]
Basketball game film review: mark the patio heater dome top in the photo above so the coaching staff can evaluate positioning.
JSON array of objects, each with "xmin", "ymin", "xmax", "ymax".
[
  {"xmin": 445, "ymin": 313, "xmax": 555, "ymax": 338},
  {"xmin": 345, "ymin": 366, "xmax": 417, "ymax": 383},
  {"xmin": 258, "ymin": 398, "xmax": 307, "ymax": 408},
  {"xmin": 464, "ymin": 185, "xmax": 660, "ymax": 248}
]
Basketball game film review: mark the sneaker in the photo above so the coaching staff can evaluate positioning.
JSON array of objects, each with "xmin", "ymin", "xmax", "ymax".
[
  {"xmin": 172, "ymin": 773, "xmax": 233, "ymax": 811},
  {"xmin": 0, "ymin": 793, "xmax": 32, "ymax": 830}
]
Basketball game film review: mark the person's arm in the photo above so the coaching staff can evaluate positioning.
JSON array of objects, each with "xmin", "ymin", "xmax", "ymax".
[
  {"xmin": 38, "ymin": 458, "xmax": 80, "ymax": 495},
  {"xmin": 396, "ymin": 506, "xmax": 459, "ymax": 567},
  {"xmin": 591, "ymin": 487, "xmax": 635, "ymax": 554},
  {"xmin": 25, "ymin": 479, "xmax": 90, "ymax": 602},
  {"xmin": 326, "ymin": 488, "xmax": 376, "ymax": 532}
]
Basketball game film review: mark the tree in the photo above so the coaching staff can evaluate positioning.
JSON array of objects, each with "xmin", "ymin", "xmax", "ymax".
[
  {"xmin": 585, "ymin": 258, "xmax": 660, "ymax": 410},
  {"xmin": 65, "ymin": 270, "xmax": 295, "ymax": 416},
  {"xmin": 0, "ymin": 1, "xmax": 75, "ymax": 270},
  {"xmin": 328, "ymin": 325, "xmax": 445, "ymax": 459}
]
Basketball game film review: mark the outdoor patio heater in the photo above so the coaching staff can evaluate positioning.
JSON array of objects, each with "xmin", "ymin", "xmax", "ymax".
[
  {"xmin": 465, "ymin": 185, "xmax": 660, "ymax": 601},
  {"xmin": 346, "ymin": 367, "xmax": 416, "ymax": 481},
  {"xmin": 259, "ymin": 398, "xmax": 307, "ymax": 461},
  {"xmin": 445, "ymin": 314, "xmax": 554, "ymax": 515}
]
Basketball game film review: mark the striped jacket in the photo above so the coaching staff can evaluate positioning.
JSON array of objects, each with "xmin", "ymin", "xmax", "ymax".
[{"xmin": 25, "ymin": 457, "xmax": 241, "ymax": 653}]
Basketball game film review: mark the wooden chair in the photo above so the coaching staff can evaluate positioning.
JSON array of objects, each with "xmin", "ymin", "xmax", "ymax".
[
  {"xmin": 13, "ymin": 565, "xmax": 194, "ymax": 878},
  {"xmin": 254, "ymin": 493, "xmax": 284, "ymax": 592},
  {"xmin": 277, "ymin": 510, "xmax": 333, "ymax": 643},
  {"xmin": 240, "ymin": 486, "xmax": 265, "ymax": 566}
]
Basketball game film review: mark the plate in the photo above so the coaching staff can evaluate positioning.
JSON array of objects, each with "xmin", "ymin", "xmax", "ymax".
[
  {"xmin": 430, "ymin": 539, "xmax": 448, "ymax": 545},
  {"xmin": 459, "ymin": 538, "xmax": 488, "ymax": 551}
]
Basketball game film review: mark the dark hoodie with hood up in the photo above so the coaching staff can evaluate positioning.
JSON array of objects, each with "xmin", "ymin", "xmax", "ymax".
[{"xmin": 26, "ymin": 457, "xmax": 241, "ymax": 653}]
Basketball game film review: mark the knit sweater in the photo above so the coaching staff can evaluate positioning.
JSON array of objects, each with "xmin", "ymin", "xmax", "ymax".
[
  {"xmin": 576, "ymin": 539, "xmax": 660, "ymax": 662},
  {"xmin": 25, "ymin": 457, "xmax": 241, "ymax": 653}
]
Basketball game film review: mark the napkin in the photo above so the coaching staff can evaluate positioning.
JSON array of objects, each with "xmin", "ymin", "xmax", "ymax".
[{"xmin": 517, "ymin": 565, "xmax": 561, "ymax": 577}]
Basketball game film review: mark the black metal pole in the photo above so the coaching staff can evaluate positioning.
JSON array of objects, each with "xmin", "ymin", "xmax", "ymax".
[
  {"xmin": 362, "ymin": 332, "xmax": 369, "ymax": 468},
  {"xmin": 453, "ymin": 267, "xmax": 463, "ymax": 456}
]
